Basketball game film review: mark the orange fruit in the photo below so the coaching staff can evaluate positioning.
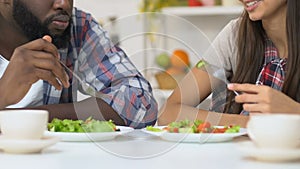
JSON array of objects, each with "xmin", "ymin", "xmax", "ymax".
[{"xmin": 170, "ymin": 49, "xmax": 190, "ymax": 68}]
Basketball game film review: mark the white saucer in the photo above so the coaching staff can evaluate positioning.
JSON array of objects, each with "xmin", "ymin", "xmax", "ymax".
[
  {"xmin": 44, "ymin": 126, "xmax": 134, "ymax": 142},
  {"xmin": 238, "ymin": 141, "xmax": 300, "ymax": 162},
  {"xmin": 0, "ymin": 136, "xmax": 60, "ymax": 154}
]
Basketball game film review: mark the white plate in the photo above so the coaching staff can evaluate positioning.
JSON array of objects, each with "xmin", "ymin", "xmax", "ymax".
[
  {"xmin": 0, "ymin": 136, "xmax": 59, "ymax": 154},
  {"xmin": 142, "ymin": 126, "xmax": 247, "ymax": 143},
  {"xmin": 238, "ymin": 141, "xmax": 300, "ymax": 162},
  {"xmin": 44, "ymin": 126, "xmax": 134, "ymax": 142}
]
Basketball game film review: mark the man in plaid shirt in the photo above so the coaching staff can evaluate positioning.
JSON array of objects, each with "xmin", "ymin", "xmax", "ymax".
[{"xmin": 0, "ymin": 1, "xmax": 157, "ymax": 128}]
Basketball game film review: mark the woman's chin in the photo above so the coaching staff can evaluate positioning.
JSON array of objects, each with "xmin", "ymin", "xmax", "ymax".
[{"xmin": 249, "ymin": 14, "xmax": 262, "ymax": 21}]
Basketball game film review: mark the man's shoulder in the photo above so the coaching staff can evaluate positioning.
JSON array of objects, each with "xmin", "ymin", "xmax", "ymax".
[
  {"xmin": 71, "ymin": 7, "xmax": 94, "ymax": 25},
  {"xmin": 67, "ymin": 8, "xmax": 99, "ymax": 50}
]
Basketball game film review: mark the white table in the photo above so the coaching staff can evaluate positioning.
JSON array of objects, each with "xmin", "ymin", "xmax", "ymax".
[{"xmin": 1, "ymin": 130, "xmax": 299, "ymax": 169}]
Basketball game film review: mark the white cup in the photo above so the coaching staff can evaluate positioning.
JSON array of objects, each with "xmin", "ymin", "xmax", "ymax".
[
  {"xmin": 247, "ymin": 114, "xmax": 300, "ymax": 149},
  {"xmin": 0, "ymin": 110, "xmax": 48, "ymax": 140}
]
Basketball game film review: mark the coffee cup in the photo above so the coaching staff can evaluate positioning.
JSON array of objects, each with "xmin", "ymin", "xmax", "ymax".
[
  {"xmin": 0, "ymin": 110, "xmax": 48, "ymax": 140},
  {"xmin": 247, "ymin": 114, "xmax": 300, "ymax": 149}
]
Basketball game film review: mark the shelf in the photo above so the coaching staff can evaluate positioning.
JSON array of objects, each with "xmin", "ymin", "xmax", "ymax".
[{"xmin": 162, "ymin": 6, "xmax": 244, "ymax": 16}]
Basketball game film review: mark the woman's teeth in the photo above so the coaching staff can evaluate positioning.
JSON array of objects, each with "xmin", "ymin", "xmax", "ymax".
[{"xmin": 247, "ymin": 0, "xmax": 260, "ymax": 7}]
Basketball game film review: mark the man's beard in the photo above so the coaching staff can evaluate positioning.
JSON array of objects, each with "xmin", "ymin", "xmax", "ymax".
[{"xmin": 12, "ymin": 0, "xmax": 71, "ymax": 49}]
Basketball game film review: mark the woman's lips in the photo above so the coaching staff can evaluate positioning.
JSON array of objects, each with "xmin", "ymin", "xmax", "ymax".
[{"xmin": 244, "ymin": 0, "xmax": 262, "ymax": 12}]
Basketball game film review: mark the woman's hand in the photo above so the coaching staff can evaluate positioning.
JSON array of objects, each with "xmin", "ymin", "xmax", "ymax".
[
  {"xmin": 227, "ymin": 83, "xmax": 300, "ymax": 114},
  {"xmin": 0, "ymin": 36, "xmax": 70, "ymax": 108}
]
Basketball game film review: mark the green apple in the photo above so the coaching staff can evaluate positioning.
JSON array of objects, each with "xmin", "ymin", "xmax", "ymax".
[{"xmin": 156, "ymin": 53, "xmax": 170, "ymax": 69}]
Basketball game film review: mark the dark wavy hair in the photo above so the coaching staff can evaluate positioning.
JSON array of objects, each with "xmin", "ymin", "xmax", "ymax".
[{"xmin": 224, "ymin": 0, "xmax": 300, "ymax": 114}]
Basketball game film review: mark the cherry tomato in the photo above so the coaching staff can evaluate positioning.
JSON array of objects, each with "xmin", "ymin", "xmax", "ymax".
[
  {"xmin": 197, "ymin": 122, "xmax": 211, "ymax": 133},
  {"xmin": 212, "ymin": 128, "xmax": 227, "ymax": 133}
]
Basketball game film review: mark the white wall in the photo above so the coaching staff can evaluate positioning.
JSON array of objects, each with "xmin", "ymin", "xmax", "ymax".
[
  {"xmin": 74, "ymin": 0, "xmax": 146, "ymax": 71},
  {"xmin": 74, "ymin": 0, "xmax": 140, "ymax": 19},
  {"xmin": 74, "ymin": 1, "xmax": 240, "ymax": 74}
]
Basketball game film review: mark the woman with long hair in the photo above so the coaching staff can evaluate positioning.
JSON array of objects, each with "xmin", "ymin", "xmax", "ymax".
[{"xmin": 158, "ymin": 0, "xmax": 300, "ymax": 127}]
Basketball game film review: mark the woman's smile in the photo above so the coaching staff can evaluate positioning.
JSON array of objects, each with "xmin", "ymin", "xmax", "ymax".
[{"xmin": 244, "ymin": 0, "xmax": 263, "ymax": 12}]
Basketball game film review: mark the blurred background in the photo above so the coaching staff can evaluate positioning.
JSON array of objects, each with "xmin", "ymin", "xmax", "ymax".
[{"xmin": 74, "ymin": 0, "xmax": 243, "ymax": 108}]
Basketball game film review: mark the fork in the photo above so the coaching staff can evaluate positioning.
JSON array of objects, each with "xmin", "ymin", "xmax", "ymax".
[{"xmin": 58, "ymin": 60, "xmax": 110, "ymax": 99}]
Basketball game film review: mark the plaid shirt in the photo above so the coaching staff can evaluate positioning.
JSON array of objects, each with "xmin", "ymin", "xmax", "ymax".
[
  {"xmin": 240, "ymin": 39, "xmax": 286, "ymax": 115},
  {"xmin": 255, "ymin": 39, "xmax": 286, "ymax": 88},
  {"xmin": 43, "ymin": 8, "xmax": 157, "ymax": 128},
  {"xmin": 211, "ymin": 38, "xmax": 286, "ymax": 115}
]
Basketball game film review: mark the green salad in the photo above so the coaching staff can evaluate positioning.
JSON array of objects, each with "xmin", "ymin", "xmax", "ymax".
[
  {"xmin": 146, "ymin": 119, "xmax": 240, "ymax": 134},
  {"xmin": 146, "ymin": 126, "xmax": 163, "ymax": 132},
  {"xmin": 48, "ymin": 117, "xmax": 117, "ymax": 133}
]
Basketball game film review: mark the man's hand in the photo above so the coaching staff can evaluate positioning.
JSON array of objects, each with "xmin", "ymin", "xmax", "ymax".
[
  {"xmin": 228, "ymin": 83, "xmax": 300, "ymax": 114},
  {"xmin": 0, "ymin": 35, "xmax": 69, "ymax": 108}
]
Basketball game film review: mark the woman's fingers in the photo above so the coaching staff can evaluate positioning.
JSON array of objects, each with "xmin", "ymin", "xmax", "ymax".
[
  {"xmin": 243, "ymin": 103, "xmax": 272, "ymax": 113},
  {"xmin": 228, "ymin": 83, "xmax": 260, "ymax": 94},
  {"xmin": 234, "ymin": 93, "xmax": 263, "ymax": 103}
]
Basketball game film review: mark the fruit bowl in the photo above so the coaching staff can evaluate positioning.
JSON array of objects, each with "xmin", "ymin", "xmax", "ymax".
[{"xmin": 155, "ymin": 49, "xmax": 190, "ymax": 89}]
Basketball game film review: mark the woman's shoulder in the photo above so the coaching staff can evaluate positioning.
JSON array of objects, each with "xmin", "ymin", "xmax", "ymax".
[
  {"xmin": 227, "ymin": 18, "xmax": 241, "ymax": 27},
  {"xmin": 212, "ymin": 18, "xmax": 240, "ymax": 51},
  {"xmin": 202, "ymin": 18, "xmax": 240, "ymax": 76},
  {"xmin": 219, "ymin": 18, "xmax": 240, "ymax": 38}
]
